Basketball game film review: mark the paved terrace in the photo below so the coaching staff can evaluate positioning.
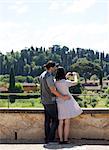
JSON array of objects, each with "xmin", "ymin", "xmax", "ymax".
[{"xmin": 0, "ymin": 139, "xmax": 109, "ymax": 150}]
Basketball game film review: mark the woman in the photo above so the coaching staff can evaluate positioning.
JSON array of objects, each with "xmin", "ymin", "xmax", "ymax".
[{"xmin": 55, "ymin": 67, "xmax": 83, "ymax": 144}]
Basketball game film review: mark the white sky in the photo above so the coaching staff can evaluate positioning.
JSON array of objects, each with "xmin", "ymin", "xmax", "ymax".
[{"xmin": 0, "ymin": 0, "xmax": 108, "ymax": 54}]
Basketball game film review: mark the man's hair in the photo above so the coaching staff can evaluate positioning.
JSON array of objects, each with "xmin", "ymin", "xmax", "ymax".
[{"xmin": 45, "ymin": 61, "xmax": 56, "ymax": 69}]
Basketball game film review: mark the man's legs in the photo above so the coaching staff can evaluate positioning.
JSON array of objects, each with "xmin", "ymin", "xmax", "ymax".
[
  {"xmin": 44, "ymin": 105, "xmax": 51, "ymax": 143},
  {"xmin": 48, "ymin": 116, "xmax": 58, "ymax": 142},
  {"xmin": 48, "ymin": 103, "xmax": 58, "ymax": 142},
  {"xmin": 43, "ymin": 103, "xmax": 58, "ymax": 143}
]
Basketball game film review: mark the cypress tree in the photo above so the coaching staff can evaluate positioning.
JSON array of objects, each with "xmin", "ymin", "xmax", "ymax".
[
  {"xmin": 9, "ymin": 66, "xmax": 15, "ymax": 92},
  {"xmin": 8, "ymin": 66, "xmax": 15, "ymax": 103}
]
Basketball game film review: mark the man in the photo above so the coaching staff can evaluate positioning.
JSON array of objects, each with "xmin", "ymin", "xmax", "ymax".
[{"xmin": 39, "ymin": 61, "xmax": 69, "ymax": 143}]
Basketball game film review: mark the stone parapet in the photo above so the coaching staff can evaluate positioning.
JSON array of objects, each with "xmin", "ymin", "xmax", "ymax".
[{"xmin": 0, "ymin": 108, "xmax": 109, "ymax": 143}]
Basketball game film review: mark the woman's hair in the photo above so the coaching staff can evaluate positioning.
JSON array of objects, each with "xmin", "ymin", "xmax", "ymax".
[{"xmin": 55, "ymin": 67, "xmax": 66, "ymax": 81}]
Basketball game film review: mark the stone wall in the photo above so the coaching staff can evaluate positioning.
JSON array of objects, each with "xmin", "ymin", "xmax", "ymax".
[{"xmin": 0, "ymin": 108, "xmax": 109, "ymax": 143}]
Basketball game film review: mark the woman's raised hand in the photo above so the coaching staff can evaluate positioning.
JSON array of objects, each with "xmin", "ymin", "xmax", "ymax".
[
  {"xmin": 66, "ymin": 72, "xmax": 72, "ymax": 79},
  {"xmin": 72, "ymin": 72, "xmax": 78, "ymax": 82}
]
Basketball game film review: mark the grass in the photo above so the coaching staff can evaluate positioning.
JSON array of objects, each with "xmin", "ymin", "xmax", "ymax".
[
  {"xmin": 0, "ymin": 98, "xmax": 43, "ymax": 108},
  {"xmin": 0, "ymin": 93, "xmax": 109, "ymax": 108}
]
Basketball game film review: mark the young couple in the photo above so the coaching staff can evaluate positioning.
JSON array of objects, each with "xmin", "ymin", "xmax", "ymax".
[{"xmin": 39, "ymin": 61, "xmax": 82, "ymax": 144}]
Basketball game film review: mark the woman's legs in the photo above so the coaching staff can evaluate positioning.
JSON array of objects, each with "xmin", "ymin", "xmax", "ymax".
[
  {"xmin": 58, "ymin": 119, "xmax": 64, "ymax": 141},
  {"xmin": 64, "ymin": 119, "xmax": 70, "ymax": 141}
]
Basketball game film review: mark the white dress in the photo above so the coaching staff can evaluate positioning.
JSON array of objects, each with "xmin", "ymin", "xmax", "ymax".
[{"xmin": 55, "ymin": 79, "xmax": 83, "ymax": 120}]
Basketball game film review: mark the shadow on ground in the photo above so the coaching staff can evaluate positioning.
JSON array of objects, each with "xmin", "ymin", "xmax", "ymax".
[
  {"xmin": 42, "ymin": 139, "xmax": 109, "ymax": 149},
  {"xmin": 0, "ymin": 139, "xmax": 109, "ymax": 145}
]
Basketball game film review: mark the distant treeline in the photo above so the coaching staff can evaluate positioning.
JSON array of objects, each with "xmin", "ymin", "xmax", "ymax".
[{"xmin": 0, "ymin": 45, "xmax": 109, "ymax": 79}]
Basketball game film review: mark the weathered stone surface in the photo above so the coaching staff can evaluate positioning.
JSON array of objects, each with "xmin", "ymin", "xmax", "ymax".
[{"xmin": 0, "ymin": 108, "xmax": 109, "ymax": 143}]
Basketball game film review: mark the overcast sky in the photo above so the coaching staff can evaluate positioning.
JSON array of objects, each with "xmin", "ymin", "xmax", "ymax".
[{"xmin": 0, "ymin": 0, "xmax": 108, "ymax": 54}]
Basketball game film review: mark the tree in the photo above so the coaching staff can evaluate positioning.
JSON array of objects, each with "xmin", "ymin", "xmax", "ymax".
[
  {"xmin": 8, "ymin": 66, "xmax": 15, "ymax": 92},
  {"xmin": 71, "ymin": 58, "xmax": 101, "ymax": 82},
  {"xmin": 0, "ymin": 53, "xmax": 3, "ymax": 74},
  {"xmin": 90, "ymin": 74, "xmax": 98, "ymax": 81},
  {"xmin": 33, "ymin": 54, "xmax": 46, "ymax": 66},
  {"xmin": 99, "ymin": 70, "xmax": 103, "ymax": 89},
  {"xmin": 99, "ymin": 55, "xmax": 103, "ymax": 89},
  {"xmin": 24, "ymin": 64, "xmax": 30, "ymax": 75},
  {"xmin": 8, "ymin": 66, "xmax": 16, "ymax": 103},
  {"xmin": 0, "ymin": 45, "xmax": 109, "ymax": 82}
]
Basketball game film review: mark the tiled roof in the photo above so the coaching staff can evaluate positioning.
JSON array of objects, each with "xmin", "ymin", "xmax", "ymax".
[{"xmin": 0, "ymin": 87, "xmax": 8, "ymax": 92}]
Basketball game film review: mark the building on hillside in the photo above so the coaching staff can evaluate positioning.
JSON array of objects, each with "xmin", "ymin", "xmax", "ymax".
[
  {"xmin": 22, "ymin": 83, "xmax": 39, "ymax": 93},
  {"xmin": 81, "ymin": 80, "xmax": 109, "ymax": 91},
  {"xmin": 81, "ymin": 80, "xmax": 109, "ymax": 87},
  {"xmin": 0, "ymin": 87, "xmax": 8, "ymax": 93}
]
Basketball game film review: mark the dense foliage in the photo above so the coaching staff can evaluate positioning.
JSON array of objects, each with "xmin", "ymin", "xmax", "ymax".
[{"xmin": 0, "ymin": 45, "xmax": 109, "ymax": 80}]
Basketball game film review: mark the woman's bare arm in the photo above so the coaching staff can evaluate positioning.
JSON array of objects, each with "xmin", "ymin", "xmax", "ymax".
[{"xmin": 66, "ymin": 72, "xmax": 78, "ymax": 86}]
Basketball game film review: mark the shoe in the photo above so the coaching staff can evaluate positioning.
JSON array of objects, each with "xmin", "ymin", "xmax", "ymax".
[
  {"xmin": 59, "ymin": 141, "xmax": 64, "ymax": 144},
  {"xmin": 63, "ymin": 140, "xmax": 70, "ymax": 144},
  {"xmin": 44, "ymin": 138, "xmax": 49, "ymax": 144},
  {"xmin": 48, "ymin": 141, "xmax": 58, "ymax": 145}
]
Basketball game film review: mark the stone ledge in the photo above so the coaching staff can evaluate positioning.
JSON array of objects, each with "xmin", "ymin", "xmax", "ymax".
[
  {"xmin": 0, "ymin": 108, "xmax": 109, "ymax": 114},
  {"xmin": 0, "ymin": 108, "xmax": 44, "ymax": 113},
  {"xmin": 1, "ymin": 108, "xmax": 109, "ymax": 141}
]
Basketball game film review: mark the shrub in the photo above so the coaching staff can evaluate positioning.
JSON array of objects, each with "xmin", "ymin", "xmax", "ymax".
[
  {"xmin": 69, "ymin": 83, "xmax": 82, "ymax": 94},
  {"xmin": 26, "ymin": 76, "xmax": 34, "ymax": 83},
  {"xmin": 15, "ymin": 76, "xmax": 26, "ymax": 83},
  {"xmin": 105, "ymin": 87, "xmax": 109, "ymax": 94},
  {"xmin": 15, "ymin": 83, "xmax": 24, "ymax": 93}
]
